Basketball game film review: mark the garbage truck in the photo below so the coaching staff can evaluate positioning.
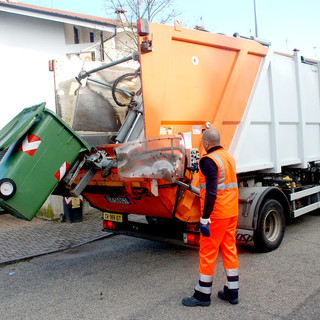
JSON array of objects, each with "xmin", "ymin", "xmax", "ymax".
[{"xmin": 1, "ymin": 20, "xmax": 320, "ymax": 252}]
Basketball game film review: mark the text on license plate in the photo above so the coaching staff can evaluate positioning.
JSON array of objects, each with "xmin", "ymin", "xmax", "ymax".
[{"xmin": 104, "ymin": 212, "xmax": 123, "ymax": 222}]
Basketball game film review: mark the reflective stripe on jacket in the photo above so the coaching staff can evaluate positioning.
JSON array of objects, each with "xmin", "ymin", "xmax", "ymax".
[{"xmin": 199, "ymin": 148, "xmax": 239, "ymax": 219}]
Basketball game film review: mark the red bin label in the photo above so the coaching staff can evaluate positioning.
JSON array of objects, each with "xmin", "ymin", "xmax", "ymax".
[{"xmin": 18, "ymin": 134, "xmax": 41, "ymax": 157}]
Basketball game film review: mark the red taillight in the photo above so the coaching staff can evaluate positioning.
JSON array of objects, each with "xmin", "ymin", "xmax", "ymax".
[
  {"xmin": 137, "ymin": 19, "xmax": 149, "ymax": 36},
  {"xmin": 49, "ymin": 60, "xmax": 54, "ymax": 71},
  {"xmin": 183, "ymin": 233, "xmax": 200, "ymax": 245},
  {"xmin": 103, "ymin": 220, "xmax": 116, "ymax": 230},
  {"xmin": 111, "ymin": 168, "xmax": 118, "ymax": 174}
]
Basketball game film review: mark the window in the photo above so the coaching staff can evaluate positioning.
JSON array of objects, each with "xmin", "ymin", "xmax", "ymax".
[
  {"xmin": 74, "ymin": 27, "xmax": 79, "ymax": 44},
  {"xmin": 90, "ymin": 32, "xmax": 94, "ymax": 43}
]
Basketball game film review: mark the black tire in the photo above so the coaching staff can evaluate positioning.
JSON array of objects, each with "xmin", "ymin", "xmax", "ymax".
[
  {"xmin": 0, "ymin": 178, "xmax": 16, "ymax": 200},
  {"xmin": 254, "ymin": 199, "xmax": 285, "ymax": 252}
]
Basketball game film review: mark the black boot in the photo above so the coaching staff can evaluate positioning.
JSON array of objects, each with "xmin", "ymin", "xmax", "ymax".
[
  {"xmin": 182, "ymin": 289, "xmax": 211, "ymax": 307},
  {"xmin": 218, "ymin": 285, "xmax": 239, "ymax": 304},
  {"xmin": 182, "ymin": 295, "xmax": 211, "ymax": 307}
]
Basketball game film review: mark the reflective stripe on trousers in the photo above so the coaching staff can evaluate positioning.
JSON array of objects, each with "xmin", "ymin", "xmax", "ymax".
[
  {"xmin": 225, "ymin": 268, "xmax": 239, "ymax": 290},
  {"xmin": 195, "ymin": 274, "xmax": 213, "ymax": 295},
  {"xmin": 195, "ymin": 269, "xmax": 239, "ymax": 295}
]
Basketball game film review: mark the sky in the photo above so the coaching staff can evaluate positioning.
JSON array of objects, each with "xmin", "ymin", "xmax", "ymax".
[{"xmin": 20, "ymin": 0, "xmax": 320, "ymax": 59}]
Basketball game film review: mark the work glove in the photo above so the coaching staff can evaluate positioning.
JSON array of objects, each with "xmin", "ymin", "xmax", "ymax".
[{"xmin": 200, "ymin": 217, "xmax": 211, "ymax": 237}]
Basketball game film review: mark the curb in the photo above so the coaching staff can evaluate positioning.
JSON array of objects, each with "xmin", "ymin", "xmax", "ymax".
[{"xmin": 0, "ymin": 232, "xmax": 114, "ymax": 266}]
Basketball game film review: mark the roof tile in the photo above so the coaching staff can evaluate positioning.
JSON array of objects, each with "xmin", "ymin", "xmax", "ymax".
[{"xmin": 0, "ymin": 1, "xmax": 122, "ymax": 27}]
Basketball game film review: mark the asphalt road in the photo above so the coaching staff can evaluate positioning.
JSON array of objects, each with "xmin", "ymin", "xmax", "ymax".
[{"xmin": 1, "ymin": 213, "xmax": 319, "ymax": 320}]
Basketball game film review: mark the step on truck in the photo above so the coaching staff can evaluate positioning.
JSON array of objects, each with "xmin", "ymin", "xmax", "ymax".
[{"xmin": 1, "ymin": 20, "xmax": 320, "ymax": 252}]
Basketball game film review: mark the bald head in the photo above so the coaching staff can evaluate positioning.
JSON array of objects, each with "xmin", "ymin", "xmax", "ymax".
[{"xmin": 202, "ymin": 128, "xmax": 220, "ymax": 151}]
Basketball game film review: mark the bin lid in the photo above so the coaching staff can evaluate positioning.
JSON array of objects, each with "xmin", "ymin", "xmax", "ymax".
[{"xmin": 0, "ymin": 103, "xmax": 45, "ymax": 151}]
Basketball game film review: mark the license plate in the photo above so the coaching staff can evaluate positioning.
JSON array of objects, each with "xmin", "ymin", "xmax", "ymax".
[{"xmin": 104, "ymin": 212, "xmax": 123, "ymax": 222}]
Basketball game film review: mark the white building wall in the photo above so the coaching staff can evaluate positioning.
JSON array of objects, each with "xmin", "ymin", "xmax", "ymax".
[
  {"xmin": 0, "ymin": 12, "xmax": 69, "ymax": 127},
  {"xmin": 0, "ymin": 11, "xmax": 108, "ymax": 128}
]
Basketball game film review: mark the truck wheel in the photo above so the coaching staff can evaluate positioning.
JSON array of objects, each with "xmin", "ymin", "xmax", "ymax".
[{"xmin": 254, "ymin": 199, "xmax": 285, "ymax": 252}]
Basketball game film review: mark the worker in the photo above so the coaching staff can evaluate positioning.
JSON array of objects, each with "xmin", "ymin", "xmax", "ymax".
[{"xmin": 182, "ymin": 128, "xmax": 239, "ymax": 307}]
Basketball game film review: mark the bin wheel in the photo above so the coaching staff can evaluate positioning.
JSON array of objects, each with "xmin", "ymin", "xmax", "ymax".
[
  {"xmin": 0, "ymin": 178, "xmax": 16, "ymax": 200},
  {"xmin": 60, "ymin": 213, "xmax": 66, "ymax": 222}
]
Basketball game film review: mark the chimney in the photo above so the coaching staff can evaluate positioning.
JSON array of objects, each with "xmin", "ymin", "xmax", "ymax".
[{"xmin": 115, "ymin": 8, "xmax": 127, "ymax": 23}]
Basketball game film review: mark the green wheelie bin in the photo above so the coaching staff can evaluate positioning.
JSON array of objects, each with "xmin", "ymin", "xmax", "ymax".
[{"xmin": 0, "ymin": 102, "xmax": 91, "ymax": 220}]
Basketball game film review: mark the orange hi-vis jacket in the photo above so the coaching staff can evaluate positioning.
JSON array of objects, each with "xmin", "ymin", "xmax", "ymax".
[{"xmin": 199, "ymin": 148, "xmax": 239, "ymax": 219}]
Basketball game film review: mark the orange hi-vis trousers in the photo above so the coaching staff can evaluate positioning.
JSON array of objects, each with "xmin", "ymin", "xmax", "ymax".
[{"xmin": 195, "ymin": 216, "xmax": 239, "ymax": 297}]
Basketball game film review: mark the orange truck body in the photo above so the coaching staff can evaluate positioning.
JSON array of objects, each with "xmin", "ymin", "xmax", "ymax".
[
  {"xmin": 59, "ymin": 21, "xmax": 320, "ymax": 252},
  {"xmin": 79, "ymin": 21, "xmax": 268, "ymax": 224}
]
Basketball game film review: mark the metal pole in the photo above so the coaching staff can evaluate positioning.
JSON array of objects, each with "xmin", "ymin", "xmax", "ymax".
[
  {"xmin": 76, "ymin": 54, "xmax": 135, "ymax": 82},
  {"xmin": 253, "ymin": 0, "xmax": 258, "ymax": 38}
]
